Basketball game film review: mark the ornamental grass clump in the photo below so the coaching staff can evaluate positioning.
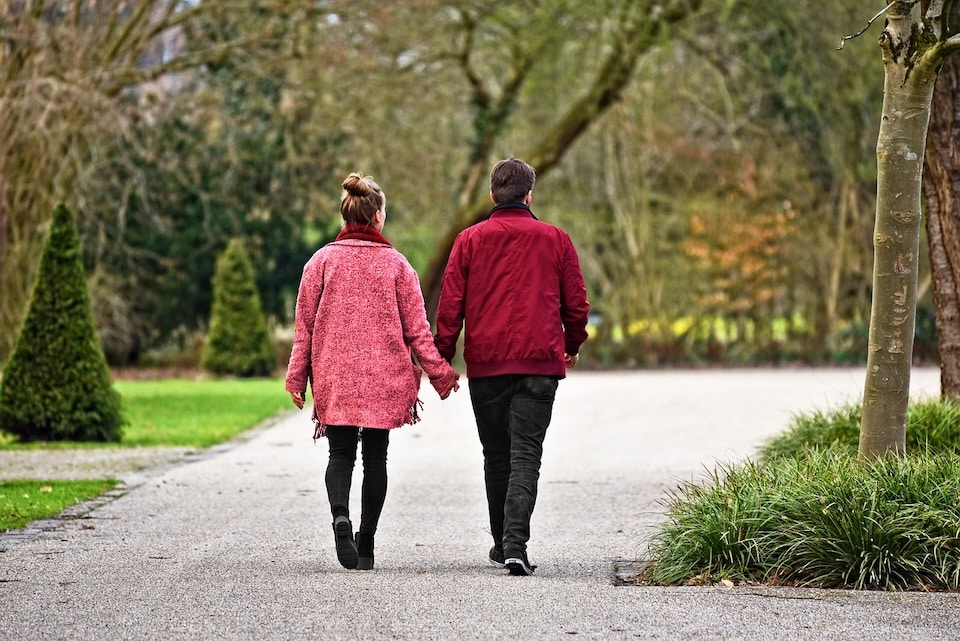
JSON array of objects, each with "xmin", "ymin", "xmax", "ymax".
[
  {"xmin": 645, "ymin": 449, "xmax": 960, "ymax": 590},
  {"xmin": 648, "ymin": 399, "xmax": 960, "ymax": 589},
  {"xmin": 643, "ymin": 459, "xmax": 781, "ymax": 585},
  {"xmin": 769, "ymin": 453, "xmax": 960, "ymax": 590},
  {"xmin": 758, "ymin": 398, "xmax": 960, "ymax": 461}
]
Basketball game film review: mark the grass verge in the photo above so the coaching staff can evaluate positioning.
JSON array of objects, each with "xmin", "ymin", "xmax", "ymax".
[
  {"xmin": 0, "ymin": 377, "xmax": 291, "ymax": 448},
  {"xmin": 0, "ymin": 479, "xmax": 119, "ymax": 531},
  {"xmin": 114, "ymin": 377, "xmax": 290, "ymax": 447},
  {"xmin": 0, "ymin": 377, "xmax": 290, "ymax": 531},
  {"xmin": 758, "ymin": 397, "xmax": 960, "ymax": 461}
]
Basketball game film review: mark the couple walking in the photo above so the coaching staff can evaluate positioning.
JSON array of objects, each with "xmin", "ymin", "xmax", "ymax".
[{"xmin": 285, "ymin": 158, "xmax": 590, "ymax": 575}]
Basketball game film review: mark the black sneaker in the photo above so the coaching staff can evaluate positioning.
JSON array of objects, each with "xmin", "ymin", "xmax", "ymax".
[
  {"xmin": 504, "ymin": 550, "xmax": 537, "ymax": 576},
  {"xmin": 332, "ymin": 515, "xmax": 358, "ymax": 569},
  {"xmin": 489, "ymin": 546, "xmax": 505, "ymax": 568}
]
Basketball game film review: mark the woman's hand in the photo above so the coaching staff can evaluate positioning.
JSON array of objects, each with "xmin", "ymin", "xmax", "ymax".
[{"xmin": 290, "ymin": 391, "xmax": 306, "ymax": 409}]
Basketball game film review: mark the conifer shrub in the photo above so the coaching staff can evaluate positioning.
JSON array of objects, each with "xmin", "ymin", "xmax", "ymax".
[
  {"xmin": 200, "ymin": 238, "xmax": 276, "ymax": 377},
  {"xmin": 0, "ymin": 203, "xmax": 124, "ymax": 442}
]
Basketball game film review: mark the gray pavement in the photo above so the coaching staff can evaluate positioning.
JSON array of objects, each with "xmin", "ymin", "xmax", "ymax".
[{"xmin": 2, "ymin": 368, "xmax": 959, "ymax": 640}]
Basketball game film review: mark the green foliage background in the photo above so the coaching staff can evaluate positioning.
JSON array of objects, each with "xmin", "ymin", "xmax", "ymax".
[
  {"xmin": 0, "ymin": 2, "xmax": 942, "ymax": 369},
  {"xmin": 0, "ymin": 204, "xmax": 123, "ymax": 442}
]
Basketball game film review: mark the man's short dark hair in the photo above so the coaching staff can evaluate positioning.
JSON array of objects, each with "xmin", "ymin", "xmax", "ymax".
[{"xmin": 490, "ymin": 158, "xmax": 536, "ymax": 204}]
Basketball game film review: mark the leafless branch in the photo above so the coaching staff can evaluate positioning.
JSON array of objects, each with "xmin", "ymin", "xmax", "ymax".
[
  {"xmin": 453, "ymin": 8, "xmax": 489, "ymax": 109},
  {"xmin": 838, "ymin": 1, "xmax": 902, "ymax": 50}
]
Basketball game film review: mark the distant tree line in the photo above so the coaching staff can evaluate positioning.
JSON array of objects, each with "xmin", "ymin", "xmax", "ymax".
[{"xmin": 0, "ymin": 1, "xmax": 946, "ymax": 371}]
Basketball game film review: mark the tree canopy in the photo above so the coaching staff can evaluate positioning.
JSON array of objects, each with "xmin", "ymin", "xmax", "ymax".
[{"xmin": 0, "ymin": 0, "xmax": 940, "ymax": 373}]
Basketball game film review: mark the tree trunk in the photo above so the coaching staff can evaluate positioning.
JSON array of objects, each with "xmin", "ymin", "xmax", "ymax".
[
  {"xmin": 922, "ymin": 5, "xmax": 960, "ymax": 398},
  {"xmin": 859, "ymin": 6, "xmax": 939, "ymax": 458},
  {"xmin": 823, "ymin": 182, "xmax": 854, "ymax": 355}
]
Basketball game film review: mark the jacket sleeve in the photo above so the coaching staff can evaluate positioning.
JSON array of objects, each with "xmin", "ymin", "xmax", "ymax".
[
  {"xmin": 397, "ymin": 261, "xmax": 458, "ymax": 394},
  {"xmin": 285, "ymin": 259, "xmax": 322, "ymax": 394},
  {"xmin": 433, "ymin": 236, "xmax": 467, "ymax": 363},
  {"xmin": 559, "ymin": 234, "xmax": 590, "ymax": 356}
]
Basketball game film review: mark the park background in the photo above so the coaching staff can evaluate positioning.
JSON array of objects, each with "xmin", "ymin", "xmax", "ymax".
[
  {"xmin": 4, "ymin": 1, "xmax": 948, "ymax": 376},
  {"xmin": 6, "ymin": 1, "xmax": 960, "ymax": 598}
]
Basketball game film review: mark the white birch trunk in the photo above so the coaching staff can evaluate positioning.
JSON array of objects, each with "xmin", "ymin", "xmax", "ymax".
[{"xmin": 859, "ymin": 1, "xmax": 957, "ymax": 457}]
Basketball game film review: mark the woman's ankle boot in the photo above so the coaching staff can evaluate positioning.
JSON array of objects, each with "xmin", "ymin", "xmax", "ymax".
[
  {"xmin": 356, "ymin": 531, "xmax": 375, "ymax": 570},
  {"xmin": 332, "ymin": 515, "xmax": 358, "ymax": 569}
]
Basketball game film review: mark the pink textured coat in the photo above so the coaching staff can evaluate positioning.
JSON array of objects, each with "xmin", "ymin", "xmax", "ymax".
[{"xmin": 285, "ymin": 238, "xmax": 457, "ymax": 432}]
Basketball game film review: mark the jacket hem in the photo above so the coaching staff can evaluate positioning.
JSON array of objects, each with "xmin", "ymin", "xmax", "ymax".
[{"xmin": 465, "ymin": 359, "xmax": 565, "ymax": 379}]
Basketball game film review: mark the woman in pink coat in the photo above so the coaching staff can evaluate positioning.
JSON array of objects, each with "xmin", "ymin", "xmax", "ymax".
[{"xmin": 285, "ymin": 172, "xmax": 459, "ymax": 570}]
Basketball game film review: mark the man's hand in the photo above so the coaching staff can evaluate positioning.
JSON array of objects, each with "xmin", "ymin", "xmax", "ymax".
[
  {"xmin": 290, "ymin": 391, "xmax": 305, "ymax": 409},
  {"xmin": 439, "ymin": 374, "xmax": 460, "ymax": 399},
  {"xmin": 564, "ymin": 353, "xmax": 579, "ymax": 369}
]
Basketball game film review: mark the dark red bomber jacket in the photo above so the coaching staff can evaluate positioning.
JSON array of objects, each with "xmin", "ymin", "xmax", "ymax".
[{"xmin": 434, "ymin": 203, "xmax": 590, "ymax": 379}]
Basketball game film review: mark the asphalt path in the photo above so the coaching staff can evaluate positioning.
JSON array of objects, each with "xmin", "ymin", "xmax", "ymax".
[{"xmin": 2, "ymin": 368, "xmax": 959, "ymax": 640}]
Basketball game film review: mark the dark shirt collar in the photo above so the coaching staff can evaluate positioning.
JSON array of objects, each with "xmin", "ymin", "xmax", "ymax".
[{"xmin": 485, "ymin": 202, "xmax": 538, "ymax": 220}]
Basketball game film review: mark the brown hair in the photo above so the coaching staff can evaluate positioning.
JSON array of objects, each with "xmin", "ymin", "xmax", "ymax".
[
  {"xmin": 490, "ymin": 158, "xmax": 536, "ymax": 204},
  {"xmin": 340, "ymin": 172, "xmax": 385, "ymax": 225}
]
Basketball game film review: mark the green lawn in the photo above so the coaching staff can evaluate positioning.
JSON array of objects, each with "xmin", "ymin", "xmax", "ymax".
[
  {"xmin": 0, "ymin": 479, "xmax": 119, "ymax": 531},
  {"xmin": 114, "ymin": 377, "xmax": 291, "ymax": 447},
  {"xmin": 0, "ymin": 377, "xmax": 292, "ymax": 531},
  {"xmin": 0, "ymin": 377, "xmax": 292, "ymax": 449}
]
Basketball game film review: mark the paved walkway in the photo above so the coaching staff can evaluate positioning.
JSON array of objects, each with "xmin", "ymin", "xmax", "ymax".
[
  {"xmin": 0, "ymin": 446, "xmax": 197, "ymax": 481},
  {"xmin": 2, "ymin": 368, "xmax": 959, "ymax": 640}
]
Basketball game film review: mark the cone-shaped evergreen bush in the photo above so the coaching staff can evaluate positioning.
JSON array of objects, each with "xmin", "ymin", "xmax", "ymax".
[
  {"xmin": 0, "ymin": 203, "xmax": 124, "ymax": 442},
  {"xmin": 200, "ymin": 238, "xmax": 276, "ymax": 377}
]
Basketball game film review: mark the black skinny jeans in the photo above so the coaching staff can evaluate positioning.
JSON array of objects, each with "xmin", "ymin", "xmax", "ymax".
[
  {"xmin": 468, "ymin": 375, "xmax": 559, "ymax": 556},
  {"xmin": 324, "ymin": 426, "xmax": 389, "ymax": 534}
]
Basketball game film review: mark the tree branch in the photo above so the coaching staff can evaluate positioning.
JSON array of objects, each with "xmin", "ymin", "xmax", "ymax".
[
  {"xmin": 839, "ymin": 1, "xmax": 902, "ymax": 49},
  {"xmin": 454, "ymin": 9, "xmax": 489, "ymax": 110},
  {"xmin": 944, "ymin": 32, "xmax": 960, "ymax": 52},
  {"xmin": 526, "ymin": 1, "xmax": 673, "ymax": 171},
  {"xmin": 451, "ymin": 6, "xmax": 539, "ymax": 211},
  {"xmin": 103, "ymin": 3, "xmax": 155, "ymax": 62}
]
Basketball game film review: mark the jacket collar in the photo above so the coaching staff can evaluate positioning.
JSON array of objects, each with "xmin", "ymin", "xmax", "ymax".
[
  {"xmin": 335, "ymin": 223, "xmax": 392, "ymax": 246},
  {"xmin": 485, "ymin": 202, "xmax": 538, "ymax": 220}
]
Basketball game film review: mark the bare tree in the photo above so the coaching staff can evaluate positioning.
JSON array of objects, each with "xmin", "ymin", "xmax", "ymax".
[
  {"xmin": 0, "ymin": 0, "xmax": 315, "ymax": 361},
  {"xmin": 419, "ymin": 0, "xmax": 703, "ymax": 315},
  {"xmin": 855, "ymin": 0, "xmax": 960, "ymax": 458}
]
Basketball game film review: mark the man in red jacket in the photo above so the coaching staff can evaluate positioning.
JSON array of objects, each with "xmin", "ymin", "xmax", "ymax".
[{"xmin": 435, "ymin": 157, "xmax": 590, "ymax": 576}]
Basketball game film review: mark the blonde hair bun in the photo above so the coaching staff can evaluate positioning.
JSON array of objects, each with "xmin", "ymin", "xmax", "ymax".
[
  {"xmin": 342, "ymin": 172, "xmax": 374, "ymax": 197},
  {"xmin": 339, "ymin": 172, "xmax": 384, "ymax": 225}
]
